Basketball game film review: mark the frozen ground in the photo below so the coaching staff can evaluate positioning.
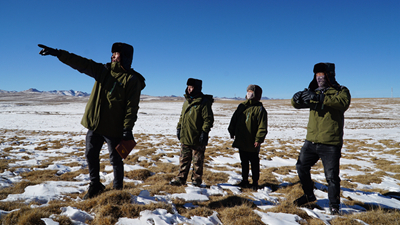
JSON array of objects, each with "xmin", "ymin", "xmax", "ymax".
[{"xmin": 0, "ymin": 93, "xmax": 399, "ymax": 224}]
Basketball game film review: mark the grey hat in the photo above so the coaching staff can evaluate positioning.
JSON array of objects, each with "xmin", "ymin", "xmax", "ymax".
[{"xmin": 247, "ymin": 84, "xmax": 262, "ymax": 101}]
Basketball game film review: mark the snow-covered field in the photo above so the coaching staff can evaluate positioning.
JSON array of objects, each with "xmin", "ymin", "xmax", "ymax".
[{"xmin": 0, "ymin": 93, "xmax": 399, "ymax": 224}]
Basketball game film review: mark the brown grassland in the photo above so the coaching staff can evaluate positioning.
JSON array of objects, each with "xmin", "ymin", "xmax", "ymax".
[{"xmin": 0, "ymin": 98, "xmax": 400, "ymax": 224}]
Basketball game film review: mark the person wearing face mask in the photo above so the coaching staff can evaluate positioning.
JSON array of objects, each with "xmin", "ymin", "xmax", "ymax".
[
  {"xmin": 38, "ymin": 43, "xmax": 146, "ymax": 199},
  {"xmin": 291, "ymin": 63, "xmax": 351, "ymax": 215},
  {"xmin": 228, "ymin": 85, "xmax": 268, "ymax": 190},
  {"xmin": 170, "ymin": 78, "xmax": 214, "ymax": 187}
]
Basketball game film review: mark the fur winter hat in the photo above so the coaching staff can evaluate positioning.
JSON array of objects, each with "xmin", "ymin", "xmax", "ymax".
[
  {"xmin": 112, "ymin": 42, "xmax": 134, "ymax": 70},
  {"xmin": 313, "ymin": 63, "xmax": 333, "ymax": 74},
  {"xmin": 309, "ymin": 62, "xmax": 339, "ymax": 90},
  {"xmin": 186, "ymin": 78, "xmax": 203, "ymax": 97},
  {"xmin": 246, "ymin": 84, "xmax": 262, "ymax": 101},
  {"xmin": 187, "ymin": 78, "xmax": 202, "ymax": 91}
]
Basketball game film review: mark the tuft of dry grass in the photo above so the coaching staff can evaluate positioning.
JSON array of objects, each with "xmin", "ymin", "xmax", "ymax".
[
  {"xmin": 97, "ymin": 190, "xmax": 132, "ymax": 206},
  {"xmin": 340, "ymin": 180, "xmax": 358, "ymax": 189},
  {"xmin": 0, "ymin": 159, "xmax": 15, "ymax": 173},
  {"xmin": 259, "ymin": 167, "xmax": 291, "ymax": 190},
  {"xmin": 218, "ymin": 203, "xmax": 263, "ymax": 225},
  {"xmin": 1, "ymin": 203, "xmax": 72, "ymax": 225},
  {"xmin": 0, "ymin": 201, "xmax": 26, "ymax": 211},
  {"xmin": 344, "ymin": 174, "xmax": 382, "ymax": 185},
  {"xmin": 125, "ymin": 169, "xmax": 152, "ymax": 181},
  {"xmin": 149, "ymin": 162, "xmax": 179, "ymax": 174},
  {"xmin": 88, "ymin": 201, "xmax": 174, "ymax": 225},
  {"xmin": 332, "ymin": 208, "xmax": 400, "ymax": 225},
  {"xmin": 2, "ymin": 206, "xmax": 51, "ymax": 225},
  {"xmin": 181, "ymin": 206, "xmax": 215, "ymax": 218},
  {"xmin": 21, "ymin": 170, "xmax": 61, "ymax": 182},
  {"xmin": 202, "ymin": 170, "xmax": 229, "ymax": 185}
]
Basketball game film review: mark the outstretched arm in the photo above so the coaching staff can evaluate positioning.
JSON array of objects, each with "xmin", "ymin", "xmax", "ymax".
[{"xmin": 38, "ymin": 44, "xmax": 105, "ymax": 80}]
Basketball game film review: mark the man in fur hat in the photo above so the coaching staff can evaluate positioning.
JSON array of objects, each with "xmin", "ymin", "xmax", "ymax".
[
  {"xmin": 291, "ymin": 63, "xmax": 351, "ymax": 215},
  {"xmin": 228, "ymin": 85, "xmax": 268, "ymax": 190},
  {"xmin": 38, "ymin": 43, "xmax": 146, "ymax": 199},
  {"xmin": 170, "ymin": 78, "xmax": 214, "ymax": 187}
]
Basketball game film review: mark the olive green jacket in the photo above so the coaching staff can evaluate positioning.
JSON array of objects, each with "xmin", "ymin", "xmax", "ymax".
[
  {"xmin": 291, "ymin": 86, "xmax": 351, "ymax": 146},
  {"xmin": 177, "ymin": 94, "xmax": 214, "ymax": 146},
  {"xmin": 58, "ymin": 50, "xmax": 146, "ymax": 138},
  {"xmin": 228, "ymin": 100, "xmax": 268, "ymax": 152}
]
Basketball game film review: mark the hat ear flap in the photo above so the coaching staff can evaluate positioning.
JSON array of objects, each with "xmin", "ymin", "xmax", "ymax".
[
  {"xmin": 308, "ymin": 75, "xmax": 318, "ymax": 90},
  {"xmin": 255, "ymin": 85, "xmax": 262, "ymax": 101}
]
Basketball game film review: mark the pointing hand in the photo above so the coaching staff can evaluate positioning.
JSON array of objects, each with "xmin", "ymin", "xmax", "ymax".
[{"xmin": 38, "ymin": 44, "xmax": 60, "ymax": 57}]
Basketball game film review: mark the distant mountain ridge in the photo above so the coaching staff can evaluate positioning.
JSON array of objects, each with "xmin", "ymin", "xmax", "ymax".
[
  {"xmin": 0, "ymin": 88, "xmax": 90, "ymax": 97},
  {"xmin": 0, "ymin": 89, "xmax": 273, "ymax": 100}
]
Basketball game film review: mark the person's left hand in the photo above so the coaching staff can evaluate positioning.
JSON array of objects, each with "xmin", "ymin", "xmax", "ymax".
[
  {"xmin": 199, "ymin": 131, "xmax": 209, "ymax": 146},
  {"xmin": 122, "ymin": 129, "xmax": 134, "ymax": 140},
  {"xmin": 302, "ymin": 90, "xmax": 317, "ymax": 102},
  {"xmin": 254, "ymin": 142, "xmax": 261, "ymax": 148}
]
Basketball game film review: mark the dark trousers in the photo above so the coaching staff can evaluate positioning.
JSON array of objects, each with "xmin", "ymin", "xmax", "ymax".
[
  {"xmin": 239, "ymin": 150, "xmax": 260, "ymax": 183},
  {"xmin": 296, "ymin": 140, "xmax": 341, "ymax": 208},
  {"xmin": 177, "ymin": 144, "xmax": 206, "ymax": 183},
  {"xmin": 85, "ymin": 130, "xmax": 124, "ymax": 189}
]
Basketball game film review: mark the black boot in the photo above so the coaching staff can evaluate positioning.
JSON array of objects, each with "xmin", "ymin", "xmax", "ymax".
[
  {"xmin": 237, "ymin": 180, "xmax": 251, "ymax": 188},
  {"xmin": 83, "ymin": 181, "xmax": 105, "ymax": 200},
  {"xmin": 293, "ymin": 194, "xmax": 316, "ymax": 206},
  {"xmin": 330, "ymin": 205, "xmax": 340, "ymax": 215},
  {"xmin": 252, "ymin": 181, "xmax": 259, "ymax": 191},
  {"xmin": 169, "ymin": 177, "xmax": 186, "ymax": 186},
  {"xmin": 192, "ymin": 180, "xmax": 202, "ymax": 187}
]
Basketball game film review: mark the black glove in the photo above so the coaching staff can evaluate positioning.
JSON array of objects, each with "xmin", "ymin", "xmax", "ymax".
[
  {"xmin": 293, "ymin": 89, "xmax": 310, "ymax": 109},
  {"xmin": 38, "ymin": 44, "xmax": 60, "ymax": 57},
  {"xmin": 292, "ymin": 91, "xmax": 303, "ymax": 104},
  {"xmin": 302, "ymin": 89, "xmax": 325, "ymax": 110},
  {"xmin": 199, "ymin": 131, "xmax": 209, "ymax": 146},
  {"xmin": 301, "ymin": 90, "xmax": 316, "ymax": 103},
  {"xmin": 303, "ymin": 90, "xmax": 324, "ymax": 103},
  {"xmin": 176, "ymin": 128, "xmax": 181, "ymax": 140},
  {"xmin": 122, "ymin": 129, "xmax": 134, "ymax": 141}
]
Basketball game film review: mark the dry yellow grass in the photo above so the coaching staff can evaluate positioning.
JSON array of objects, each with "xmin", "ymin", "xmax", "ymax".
[
  {"xmin": 1, "ymin": 98, "xmax": 400, "ymax": 224},
  {"xmin": 1, "ymin": 202, "xmax": 71, "ymax": 225},
  {"xmin": 218, "ymin": 203, "xmax": 262, "ymax": 225},
  {"xmin": 338, "ymin": 208, "xmax": 400, "ymax": 224}
]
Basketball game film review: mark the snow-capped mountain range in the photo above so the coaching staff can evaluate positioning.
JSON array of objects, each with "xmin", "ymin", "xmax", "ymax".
[
  {"xmin": 0, "ymin": 89, "xmax": 273, "ymax": 100},
  {"xmin": 0, "ymin": 88, "xmax": 90, "ymax": 97}
]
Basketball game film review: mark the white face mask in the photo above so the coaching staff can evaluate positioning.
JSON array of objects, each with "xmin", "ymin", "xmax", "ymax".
[{"xmin": 247, "ymin": 91, "xmax": 254, "ymax": 99}]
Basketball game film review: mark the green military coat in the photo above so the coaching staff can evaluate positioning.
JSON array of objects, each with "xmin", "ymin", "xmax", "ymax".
[
  {"xmin": 228, "ymin": 100, "xmax": 268, "ymax": 152},
  {"xmin": 58, "ymin": 50, "xmax": 146, "ymax": 138},
  {"xmin": 291, "ymin": 86, "xmax": 351, "ymax": 146},
  {"xmin": 177, "ymin": 94, "xmax": 214, "ymax": 146}
]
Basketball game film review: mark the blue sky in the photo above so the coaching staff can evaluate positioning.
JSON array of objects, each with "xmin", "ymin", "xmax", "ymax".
[{"xmin": 1, "ymin": 0, "xmax": 399, "ymax": 99}]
